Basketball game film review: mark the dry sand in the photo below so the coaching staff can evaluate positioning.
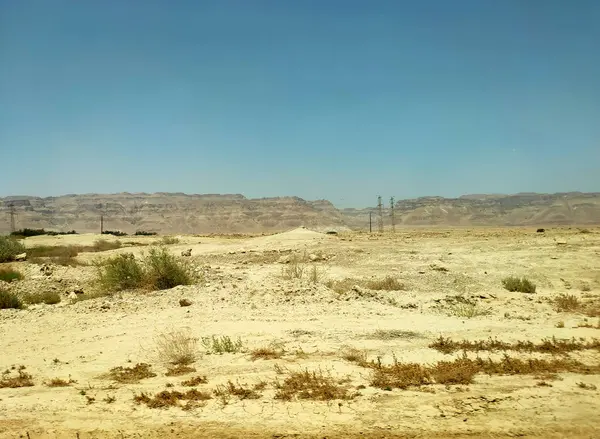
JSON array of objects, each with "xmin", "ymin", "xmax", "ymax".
[{"xmin": 1, "ymin": 226, "xmax": 600, "ymax": 438}]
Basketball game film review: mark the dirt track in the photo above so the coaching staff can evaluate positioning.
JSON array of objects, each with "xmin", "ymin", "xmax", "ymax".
[{"xmin": 1, "ymin": 227, "xmax": 599, "ymax": 438}]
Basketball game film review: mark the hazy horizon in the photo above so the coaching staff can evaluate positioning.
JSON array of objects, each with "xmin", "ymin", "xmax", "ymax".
[{"xmin": 1, "ymin": 0, "xmax": 599, "ymax": 207}]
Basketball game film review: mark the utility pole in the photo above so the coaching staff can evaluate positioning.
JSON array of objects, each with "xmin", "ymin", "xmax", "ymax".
[
  {"xmin": 100, "ymin": 215, "xmax": 104, "ymax": 234},
  {"xmin": 9, "ymin": 204, "xmax": 16, "ymax": 233},
  {"xmin": 369, "ymin": 212, "xmax": 372, "ymax": 233},
  {"xmin": 390, "ymin": 196, "xmax": 395, "ymax": 233},
  {"xmin": 377, "ymin": 196, "xmax": 384, "ymax": 233}
]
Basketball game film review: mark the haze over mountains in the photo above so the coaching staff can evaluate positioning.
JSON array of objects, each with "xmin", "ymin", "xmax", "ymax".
[{"xmin": 1, "ymin": 192, "xmax": 599, "ymax": 234}]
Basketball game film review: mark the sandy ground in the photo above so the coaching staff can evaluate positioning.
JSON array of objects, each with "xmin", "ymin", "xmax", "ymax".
[{"xmin": 1, "ymin": 226, "xmax": 600, "ymax": 438}]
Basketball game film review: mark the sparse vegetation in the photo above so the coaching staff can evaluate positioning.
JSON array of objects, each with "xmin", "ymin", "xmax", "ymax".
[
  {"xmin": 502, "ymin": 276, "xmax": 537, "ymax": 294},
  {"xmin": 11, "ymin": 228, "xmax": 77, "ymax": 238},
  {"xmin": 102, "ymin": 230, "xmax": 127, "ymax": 237},
  {"xmin": 342, "ymin": 348, "xmax": 368, "ymax": 365},
  {"xmin": 0, "ymin": 267, "xmax": 23, "ymax": 283},
  {"xmin": 144, "ymin": 247, "xmax": 193, "ymax": 289},
  {"xmin": 429, "ymin": 335, "xmax": 600, "ymax": 355},
  {"xmin": 201, "ymin": 335, "xmax": 244, "ymax": 354},
  {"xmin": 577, "ymin": 382, "xmax": 597, "ymax": 390},
  {"xmin": 22, "ymin": 291, "xmax": 61, "ymax": 305},
  {"xmin": 554, "ymin": 294, "xmax": 581, "ymax": 312},
  {"xmin": 274, "ymin": 369, "xmax": 357, "ymax": 401},
  {"xmin": 154, "ymin": 328, "xmax": 198, "ymax": 366},
  {"xmin": 307, "ymin": 264, "xmax": 325, "ymax": 284},
  {"xmin": 106, "ymin": 363, "xmax": 157, "ymax": 383},
  {"xmin": 365, "ymin": 329, "xmax": 422, "ymax": 340},
  {"xmin": 97, "ymin": 253, "xmax": 144, "ymax": 291},
  {"xmin": 0, "ymin": 367, "xmax": 33, "ymax": 388},
  {"xmin": 281, "ymin": 254, "xmax": 305, "ymax": 280},
  {"xmin": 135, "ymin": 231, "xmax": 158, "ymax": 236},
  {"xmin": 0, "ymin": 289, "xmax": 23, "ymax": 310},
  {"xmin": 134, "ymin": 389, "xmax": 212, "ymax": 409},
  {"xmin": 367, "ymin": 354, "xmax": 600, "ymax": 390},
  {"xmin": 0, "ymin": 236, "xmax": 25, "ymax": 263}
]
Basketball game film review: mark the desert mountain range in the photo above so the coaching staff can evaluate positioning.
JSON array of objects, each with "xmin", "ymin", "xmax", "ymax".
[{"xmin": 1, "ymin": 191, "xmax": 599, "ymax": 234}]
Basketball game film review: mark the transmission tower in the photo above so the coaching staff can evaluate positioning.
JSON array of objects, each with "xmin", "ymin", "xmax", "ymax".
[
  {"xmin": 9, "ymin": 204, "xmax": 16, "ymax": 233},
  {"xmin": 377, "ymin": 196, "xmax": 384, "ymax": 233},
  {"xmin": 390, "ymin": 196, "xmax": 395, "ymax": 233}
]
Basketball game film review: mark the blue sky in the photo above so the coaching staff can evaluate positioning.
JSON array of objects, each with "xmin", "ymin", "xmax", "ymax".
[{"xmin": 1, "ymin": 0, "xmax": 598, "ymax": 207}]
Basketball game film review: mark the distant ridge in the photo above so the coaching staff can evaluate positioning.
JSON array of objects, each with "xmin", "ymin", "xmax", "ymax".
[{"xmin": 1, "ymin": 191, "xmax": 599, "ymax": 233}]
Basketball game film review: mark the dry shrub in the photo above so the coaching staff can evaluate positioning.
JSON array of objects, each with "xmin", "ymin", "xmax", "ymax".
[
  {"xmin": 554, "ymin": 294, "xmax": 582, "ymax": 312},
  {"xmin": 366, "ymin": 329, "xmax": 422, "ymax": 340},
  {"xmin": 160, "ymin": 236, "xmax": 180, "ymax": 245},
  {"xmin": 577, "ymin": 382, "xmax": 597, "ymax": 390},
  {"xmin": 91, "ymin": 239, "xmax": 122, "ymax": 252},
  {"xmin": 274, "ymin": 369, "xmax": 357, "ymax": 401},
  {"xmin": 429, "ymin": 336, "xmax": 600, "ymax": 355},
  {"xmin": 22, "ymin": 291, "xmax": 61, "ymax": 305},
  {"xmin": 0, "ymin": 236, "xmax": 25, "ymax": 263},
  {"xmin": 577, "ymin": 319, "xmax": 600, "ymax": 329},
  {"xmin": 342, "ymin": 348, "xmax": 368, "ymax": 365},
  {"xmin": 307, "ymin": 265, "xmax": 326, "ymax": 284},
  {"xmin": 0, "ymin": 267, "xmax": 23, "ymax": 283},
  {"xmin": 0, "ymin": 367, "xmax": 33, "ymax": 388},
  {"xmin": 107, "ymin": 363, "xmax": 156, "ymax": 383},
  {"xmin": 154, "ymin": 328, "xmax": 199, "ymax": 366},
  {"xmin": 181, "ymin": 375, "xmax": 207, "ymax": 386},
  {"xmin": 446, "ymin": 303, "xmax": 491, "ymax": 318},
  {"xmin": 214, "ymin": 381, "xmax": 262, "ymax": 401},
  {"xmin": 365, "ymin": 276, "xmax": 405, "ymax": 291},
  {"xmin": 0, "ymin": 289, "xmax": 23, "ymax": 310},
  {"xmin": 46, "ymin": 377, "xmax": 75, "ymax": 387},
  {"xmin": 324, "ymin": 278, "xmax": 358, "ymax": 294},
  {"xmin": 502, "ymin": 276, "xmax": 537, "ymax": 294},
  {"xmin": 281, "ymin": 255, "xmax": 305, "ymax": 280},
  {"xmin": 134, "ymin": 388, "xmax": 211, "ymax": 409},
  {"xmin": 166, "ymin": 365, "xmax": 196, "ymax": 376},
  {"xmin": 250, "ymin": 346, "xmax": 284, "ymax": 361}
]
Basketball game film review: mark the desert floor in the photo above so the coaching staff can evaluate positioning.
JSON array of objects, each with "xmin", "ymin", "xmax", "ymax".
[{"xmin": 1, "ymin": 226, "xmax": 600, "ymax": 439}]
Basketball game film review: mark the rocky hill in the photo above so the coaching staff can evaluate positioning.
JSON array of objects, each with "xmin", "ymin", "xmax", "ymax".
[{"xmin": 1, "ymin": 192, "xmax": 599, "ymax": 234}]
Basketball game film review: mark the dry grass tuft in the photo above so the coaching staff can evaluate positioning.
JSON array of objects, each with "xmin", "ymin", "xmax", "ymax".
[
  {"xmin": 214, "ymin": 380, "xmax": 262, "ymax": 401},
  {"xmin": 250, "ymin": 346, "xmax": 284, "ymax": 361},
  {"xmin": 165, "ymin": 365, "xmax": 196, "ymax": 377},
  {"xmin": 107, "ymin": 363, "xmax": 156, "ymax": 383},
  {"xmin": 446, "ymin": 302, "xmax": 491, "ymax": 318},
  {"xmin": 554, "ymin": 294, "xmax": 582, "ymax": 312},
  {"xmin": 577, "ymin": 318, "xmax": 600, "ymax": 329},
  {"xmin": 46, "ymin": 377, "xmax": 76, "ymax": 387},
  {"xmin": 342, "ymin": 348, "xmax": 368, "ymax": 365},
  {"xmin": 365, "ymin": 276, "xmax": 405, "ymax": 291},
  {"xmin": 281, "ymin": 254, "xmax": 305, "ymax": 280},
  {"xmin": 181, "ymin": 375, "xmax": 208, "ymax": 386},
  {"xmin": 0, "ymin": 366, "xmax": 34, "ymax": 388},
  {"xmin": 154, "ymin": 328, "xmax": 199, "ymax": 366},
  {"xmin": 577, "ymin": 382, "xmax": 597, "ymax": 390},
  {"xmin": 274, "ymin": 369, "xmax": 357, "ymax": 401},
  {"xmin": 365, "ymin": 329, "xmax": 422, "ymax": 340},
  {"xmin": 429, "ymin": 336, "xmax": 600, "ymax": 355},
  {"xmin": 134, "ymin": 388, "xmax": 211, "ymax": 409}
]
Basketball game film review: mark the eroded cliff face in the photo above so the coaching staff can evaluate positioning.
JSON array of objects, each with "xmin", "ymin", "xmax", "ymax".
[
  {"xmin": 0, "ymin": 193, "xmax": 347, "ymax": 234},
  {"xmin": 1, "ymin": 192, "xmax": 599, "ymax": 234}
]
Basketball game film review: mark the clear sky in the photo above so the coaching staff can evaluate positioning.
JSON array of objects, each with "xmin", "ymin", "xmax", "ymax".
[{"xmin": 1, "ymin": 0, "xmax": 598, "ymax": 207}]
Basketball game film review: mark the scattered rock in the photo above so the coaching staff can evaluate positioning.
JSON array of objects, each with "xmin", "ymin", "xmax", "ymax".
[
  {"xmin": 181, "ymin": 249, "xmax": 192, "ymax": 257},
  {"xmin": 72, "ymin": 285, "xmax": 84, "ymax": 295},
  {"xmin": 308, "ymin": 254, "xmax": 319, "ymax": 262},
  {"xmin": 14, "ymin": 253, "xmax": 27, "ymax": 261},
  {"xmin": 179, "ymin": 298, "xmax": 192, "ymax": 307},
  {"xmin": 40, "ymin": 264, "xmax": 53, "ymax": 276}
]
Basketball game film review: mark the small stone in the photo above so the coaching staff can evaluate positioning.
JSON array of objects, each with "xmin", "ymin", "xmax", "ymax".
[
  {"xmin": 179, "ymin": 298, "xmax": 192, "ymax": 307},
  {"xmin": 15, "ymin": 253, "xmax": 26, "ymax": 261}
]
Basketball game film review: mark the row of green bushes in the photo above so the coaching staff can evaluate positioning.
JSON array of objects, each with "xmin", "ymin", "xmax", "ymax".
[{"xmin": 11, "ymin": 228, "xmax": 77, "ymax": 238}]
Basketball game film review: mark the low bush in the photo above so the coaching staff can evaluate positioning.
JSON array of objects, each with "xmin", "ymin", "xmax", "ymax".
[
  {"xmin": 102, "ymin": 230, "xmax": 127, "ymax": 237},
  {"xmin": 22, "ymin": 291, "xmax": 61, "ymax": 305},
  {"xmin": 0, "ymin": 289, "xmax": 23, "ymax": 309},
  {"xmin": 502, "ymin": 276, "xmax": 537, "ymax": 294},
  {"xmin": 144, "ymin": 247, "xmax": 193, "ymax": 290},
  {"xmin": 0, "ymin": 267, "xmax": 23, "ymax": 283},
  {"xmin": 0, "ymin": 236, "xmax": 25, "ymax": 263},
  {"xmin": 97, "ymin": 253, "xmax": 144, "ymax": 291},
  {"xmin": 135, "ymin": 231, "xmax": 158, "ymax": 236}
]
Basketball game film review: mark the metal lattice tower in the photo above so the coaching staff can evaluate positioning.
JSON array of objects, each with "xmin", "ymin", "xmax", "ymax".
[
  {"xmin": 377, "ymin": 196, "xmax": 384, "ymax": 233},
  {"xmin": 9, "ymin": 204, "xmax": 16, "ymax": 233},
  {"xmin": 390, "ymin": 196, "xmax": 395, "ymax": 233}
]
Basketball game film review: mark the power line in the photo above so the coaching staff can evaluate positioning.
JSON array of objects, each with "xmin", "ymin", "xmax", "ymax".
[
  {"xmin": 390, "ymin": 196, "xmax": 395, "ymax": 233},
  {"xmin": 377, "ymin": 196, "xmax": 384, "ymax": 233},
  {"xmin": 9, "ymin": 204, "xmax": 16, "ymax": 233}
]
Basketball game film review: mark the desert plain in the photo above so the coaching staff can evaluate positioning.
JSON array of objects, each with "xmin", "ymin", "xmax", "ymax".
[{"xmin": 1, "ymin": 226, "xmax": 600, "ymax": 438}]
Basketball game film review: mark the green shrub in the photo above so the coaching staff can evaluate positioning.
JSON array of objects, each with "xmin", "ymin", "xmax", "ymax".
[
  {"xmin": 22, "ymin": 291, "xmax": 61, "ymax": 305},
  {"xmin": 97, "ymin": 253, "xmax": 144, "ymax": 291},
  {"xmin": 0, "ymin": 267, "xmax": 23, "ymax": 283},
  {"xmin": 0, "ymin": 289, "xmax": 23, "ymax": 309},
  {"xmin": 135, "ymin": 231, "xmax": 157, "ymax": 236},
  {"xmin": 0, "ymin": 236, "xmax": 25, "ymax": 263},
  {"xmin": 502, "ymin": 276, "xmax": 537, "ymax": 294},
  {"xmin": 97, "ymin": 247, "xmax": 194, "ymax": 292},
  {"xmin": 160, "ymin": 236, "xmax": 180, "ymax": 245},
  {"xmin": 144, "ymin": 247, "xmax": 193, "ymax": 290}
]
